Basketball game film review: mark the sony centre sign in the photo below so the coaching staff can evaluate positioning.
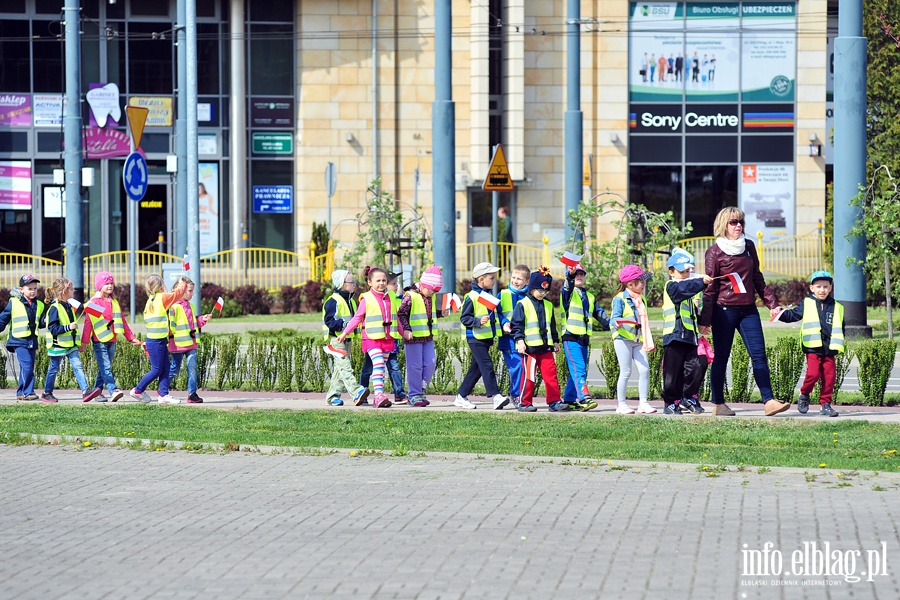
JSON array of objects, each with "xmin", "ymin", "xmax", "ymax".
[{"xmin": 632, "ymin": 104, "xmax": 741, "ymax": 133}]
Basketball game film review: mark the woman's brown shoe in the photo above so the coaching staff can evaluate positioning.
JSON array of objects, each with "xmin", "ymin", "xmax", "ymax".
[
  {"xmin": 764, "ymin": 399, "xmax": 790, "ymax": 416},
  {"xmin": 712, "ymin": 403, "xmax": 736, "ymax": 416}
]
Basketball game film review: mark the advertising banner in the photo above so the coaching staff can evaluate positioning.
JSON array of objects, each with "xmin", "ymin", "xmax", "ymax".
[
  {"xmin": 629, "ymin": 2, "xmax": 685, "ymax": 102},
  {"xmin": 199, "ymin": 163, "xmax": 220, "ymax": 256},
  {"xmin": 685, "ymin": 3, "xmax": 740, "ymax": 101},
  {"xmin": 0, "ymin": 161, "xmax": 33, "ymax": 210},
  {"xmin": 250, "ymin": 98, "xmax": 294, "ymax": 127},
  {"xmin": 0, "ymin": 94, "xmax": 32, "ymax": 126},
  {"xmin": 740, "ymin": 164, "xmax": 794, "ymax": 238},
  {"xmin": 33, "ymin": 94, "xmax": 66, "ymax": 127},
  {"xmin": 128, "ymin": 97, "xmax": 174, "ymax": 127},
  {"xmin": 740, "ymin": 3, "xmax": 797, "ymax": 101}
]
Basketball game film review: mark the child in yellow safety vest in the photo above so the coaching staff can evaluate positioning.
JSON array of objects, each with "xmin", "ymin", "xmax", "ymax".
[
  {"xmin": 42, "ymin": 278, "xmax": 100, "ymax": 403},
  {"xmin": 610, "ymin": 264, "xmax": 656, "ymax": 415},
  {"xmin": 131, "ymin": 275, "xmax": 188, "ymax": 404},
  {"xmin": 774, "ymin": 270, "xmax": 843, "ymax": 417},
  {"xmin": 81, "ymin": 271, "xmax": 142, "ymax": 402},
  {"xmin": 511, "ymin": 266, "xmax": 561, "ymax": 412},
  {"xmin": 397, "ymin": 264, "xmax": 448, "ymax": 407},
  {"xmin": 337, "ymin": 267, "xmax": 398, "ymax": 408},
  {"xmin": 167, "ymin": 277, "xmax": 211, "ymax": 404},
  {"xmin": 358, "ymin": 272, "xmax": 407, "ymax": 404},
  {"xmin": 0, "ymin": 273, "xmax": 45, "ymax": 401},
  {"xmin": 660, "ymin": 250, "xmax": 712, "ymax": 415},
  {"xmin": 323, "ymin": 269, "xmax": 367, "ymax": 406}
]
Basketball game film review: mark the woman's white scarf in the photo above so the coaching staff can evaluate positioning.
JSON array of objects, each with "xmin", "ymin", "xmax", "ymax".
[{"xmin": 715, "ymin": 235, "xmax": 746, "ymax": 256}]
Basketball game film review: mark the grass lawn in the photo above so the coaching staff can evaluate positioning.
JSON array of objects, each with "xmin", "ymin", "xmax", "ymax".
[{"xmin": 2, "ymin": 405, "xmax": 898, "ymax": 472}]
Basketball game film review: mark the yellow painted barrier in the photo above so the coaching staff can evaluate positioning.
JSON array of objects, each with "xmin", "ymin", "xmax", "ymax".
[{"xmin": 0, "ymin": 253, "xmax": 64, "ymax": 289}]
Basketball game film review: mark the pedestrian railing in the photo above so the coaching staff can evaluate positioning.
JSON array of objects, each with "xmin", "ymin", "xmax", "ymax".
[{"xmin": 0, "ymin": 231, "xmax": 832, "ymax": 293}]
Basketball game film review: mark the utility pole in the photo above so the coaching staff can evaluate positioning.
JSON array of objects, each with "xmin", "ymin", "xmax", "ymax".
[
  {"xmin": 564, "ymin": 0, "xmax": 583, "ymax": 241},
  {"xmin": 175, "ymin": 0, "xmax": 188, "ymax": 257},
  {"xmin": 63, "ymin": 0, "xmax": 84, "ymax": 300},
  {"xmin": 186, "ymin": 0, "xmax": 201, "ymax": 310},
  {"xmin": 432, "ymin": 0, "xmax": 456, "ymax": 293},
  {"xmin": 833, "ymin": 0, "xmax": 870, "ymax": 338}
]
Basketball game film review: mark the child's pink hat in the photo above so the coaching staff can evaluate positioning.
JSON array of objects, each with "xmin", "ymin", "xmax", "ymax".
[
  {"xmin": 619, "ymin": 264, "xmax": 652, "ymax": 283},
  {"xmin": 419, "ymin": 264, "xmax": 443, "ymax": 292},
  {"xmin": 95, "ymin": 271, "xmax": 115, "ymax": 291}
]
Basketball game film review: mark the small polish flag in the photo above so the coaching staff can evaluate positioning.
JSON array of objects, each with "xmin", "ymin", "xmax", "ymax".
[
  {"xmin": 442, "ymin": 292, "xmax": 462, "ymax": 313},
  {"xmin": 83, "ymin": 301, "xmax": 105, "ymax": 319},
  {"xmin": 323, "ymin": 343, "xmax": 348, "ymax": 358},
  {"xmin": 769, "ymin": 305, "xmax": 791, "ymax": 322},
  {"xmin": 615, "ymin": 318, "xmax": 640, "ymax": 327},
  {"xmin": 726, "ymin": 272, "xmax": 747, "ymax": 294},
  {"xmin": 560, "ymin": 251, "xmax": 582, "ymax": 268},
  {"xmin": 67, "ymin": 298, "xmax": 82, "ymax": 311},
  {"xmin": 523, "ymin": 354, "xmax": 537, "ymax": 382},
  {"xmin": 183, "ymin": 254, "xmax": 190, "ymax": 271},
  {"xmin": 214, "ymin": 296, "xmax": 225, "ymax": 314},
  {"xmin": 476, "ymin": 290, "xmax": 501, "ymax": 311}
]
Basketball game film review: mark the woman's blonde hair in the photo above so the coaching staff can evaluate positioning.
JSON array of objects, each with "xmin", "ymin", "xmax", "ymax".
[
  {"xmin": 712, "ymin": 206, "xmax": 746, "ymax": 238},
  {"xmin": 146, "ymin": 274, "xmax": 165, "ymax": 294},
  {"xmin": 45, "ymin": 278, "xmax": 72, "ymax": 302}
]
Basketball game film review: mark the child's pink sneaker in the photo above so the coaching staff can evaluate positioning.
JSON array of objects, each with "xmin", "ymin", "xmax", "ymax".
[{"xmin": 373, "ymin": 393, "xmax": 392, "ymax": 408}]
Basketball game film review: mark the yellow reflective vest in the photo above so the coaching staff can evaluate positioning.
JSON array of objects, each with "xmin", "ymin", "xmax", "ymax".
[
  {"xmin": 521, "ymin": 297, "xmax": 554, "ymax": 347},
  {"xmin": 801, "ymin": 297, "xmax": 844, "ymax": 352},
  {"xmin": 45, "ymin": 301, "xmax": 79, "ymax": 350},
  {"xmin": 9, "ymin": 297, "xmax": 44, "ymax": 339},
  {"xmin": 361, "ymin": 291, "xmax": 396, "ymax": 340},
  {"xmin": 86, "ymin": 298, "xmax": 124, "ymax": 343},
  {"xmin": 406, "ymin": 290, "xmax": 433, "ymax": 338},
  {"xmin": 322, "ymin": 293, "xmax": 357, "ymax": 340},
  {"xmin": 611, "ymin": 291, "xmax": 640, "ymax": 341},
  {"xmin": 143, "ymin": 293, "xmax": 170, "ymax": 340},
  {"xmin": 168, "ymin": 302, "xmax": 196, "ymax": 349}
]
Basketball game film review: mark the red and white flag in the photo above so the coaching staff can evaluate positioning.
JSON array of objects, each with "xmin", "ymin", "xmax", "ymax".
[
  {"xmin": 83, "ymin": 301, "xmax": 105, "ymax": 319},
  {"xmin": 441, "ymin": 292, "xmax": 462, "ymax": 313},
  {"xmin": 560, "ymin": 251, "xmax": 582, "ymax": 268},
  {"xmin": 214, "ymin": 296, "xmax": 225, "ymax": 314},
  {"xmin": 183, "ymin": 254, "xmax": 190, "ymax": 271},
  {"xmin": 523, "ymin": 354, "xmax": 537, "ymax": 382},
  {"xmin": 476, "ymin": 290, "xmax": 501, "ymax": 311},
  {"xmin": 323, "ymin": 343, "xmax": 348, "ymax": 358},
  {"xmin": 726, "ymin": 272, "xmax": 746, "ymax": 294},
  {"xmin": 67, "ymin": 298, "xmax": 82, "ymax": 311},
  {"xmin": 615, "ymin": 318, "xmax": 640, "ymax": 327},
  {"xmin": 769, "ymin": 305, "xmax": 791, "ymax": 322}
]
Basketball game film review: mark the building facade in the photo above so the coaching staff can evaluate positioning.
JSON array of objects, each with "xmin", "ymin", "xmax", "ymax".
[{"xmin": 0, "ymin": 0, "xmax": 829, "ymax": 272}]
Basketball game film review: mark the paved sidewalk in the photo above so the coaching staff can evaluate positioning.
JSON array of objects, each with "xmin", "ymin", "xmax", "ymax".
[
  {"xmin": 4, "ymin": 390, "xmax": 900, "ymax": 424},
  {"xmin": 0, "ymin": 445, "xmax": 898, "ymax": 600}
]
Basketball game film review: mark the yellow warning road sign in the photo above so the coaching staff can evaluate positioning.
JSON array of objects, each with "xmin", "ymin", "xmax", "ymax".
[
  {"xmin": 583, "ymin": 154, "xmax": 593, "ymax": 187},
  {"xmin": 482, "ymin": 144, "xmax": 514, "ymax": 192},
  {"xmin": 125, "ymin": 105, "xmax": 149, "ymax": 150}
]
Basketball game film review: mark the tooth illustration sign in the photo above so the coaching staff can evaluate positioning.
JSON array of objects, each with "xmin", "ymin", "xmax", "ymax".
[{"xmin": 85, "ymin": 83, "xmax": 122, "ymax": 127}]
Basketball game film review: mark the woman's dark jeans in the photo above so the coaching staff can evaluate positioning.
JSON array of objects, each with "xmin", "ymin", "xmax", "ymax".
[{"xmin": 709, "ymin": 304, "xmax": 774, "ymax": 404}]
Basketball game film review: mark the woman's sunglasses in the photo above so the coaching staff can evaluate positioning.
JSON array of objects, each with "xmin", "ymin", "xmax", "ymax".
[{"xmin": 728, "ymin": 219, "xmax": 745, "ymax": 226}]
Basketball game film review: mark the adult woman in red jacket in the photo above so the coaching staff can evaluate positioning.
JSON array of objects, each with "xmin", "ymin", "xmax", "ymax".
[{"xmin": 698, "ymin": 207, "xmax": 790, "ymax": 417}]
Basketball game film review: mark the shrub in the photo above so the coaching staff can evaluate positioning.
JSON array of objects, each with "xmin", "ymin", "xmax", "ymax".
[
  {"xmin": 0, "ymin": 288, "xmax": 9, "ymax": 313},
  {"xmin": 768, "ymin": 336, "xmax": 804, "ymax": 403},
  {"xmin": 725, "ymin": 336, "xmax": 753, "ymax": 403},
  {"xmin": 595, "ymin": 339, "xmax": 619, "ymax": 399},
  {"xmin": 112, "ymin": 284, "xmax": 147, "ymax": 317},
  {"xmin": 648, "ymin": 346, "xmax": 663, "ymax": 400},
  {"xmin": 856, "ymin": 339, "xmax": 897, "ymax": 406},
  {"xmin": 280, "ymin": 285, "xmax": 304, "ymax": 314},
  {"xmin": 769, "ymin": 279, "xmax": 808, "ymax": 306},
  {"xmin": 201, "ymin": 282, "xmax": 229, "ymax": 302},
  {"xmin": 231, "ymin": 285, "xmax": 273, "ymax": 315},
  {"xmin": 299, "ymin": 280, "xmax": 330, "ymax": 313}
]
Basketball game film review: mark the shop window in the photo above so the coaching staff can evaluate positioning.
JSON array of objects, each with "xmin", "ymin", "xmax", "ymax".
[
  {"xmin": 249, "ymin": 160, "xmax": 294, "ymax": 251},
  {"xmin": 125, "ymin": 22, "xmax": 174, "ymax": 95},
  {"xmin": 198, "ymin": 23, "xmax": 220, "ymax": 95},
  {"xmin": 685, "ymin": 165, "xmax": 737, "ymax": 235},
  {"xmin": 629, "ymin": 166, "xmax": 682, "ymax": 224},
  {"xmin": 685, "ymin": 136, "xmax": 738, "ymax": 163},
  {"xmin": 250, "ymin": 0, "xmax": 294, "ymax": 22},
  {"xmin": 742, "ymin": 135, "xmax": 794, "ymax": 163},
  {"xmin": 32, "ymin": 21, "xmax": 65, "ymax": 94},
  {"xmin": 249, "ymin": 24, "xmax": 293, "ymax": 96},
  {"xmin": 630, "ymin": 136, "xmax": 682, "ymax": 163},
  {"xmin": 0, "ymin": 19, "xmax": 30, "ymax": 92}
]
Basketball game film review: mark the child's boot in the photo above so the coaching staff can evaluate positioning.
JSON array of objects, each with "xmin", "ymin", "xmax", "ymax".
[
  {"xmin": 819, "ymin": 402, "xmax": 839, "ymax": 417},
  {"xmin": 797, "ymin": 394, "xmax": 810, "ymax": 414}
]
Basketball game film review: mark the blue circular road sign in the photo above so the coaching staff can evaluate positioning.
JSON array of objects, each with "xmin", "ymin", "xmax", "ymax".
[{"xmin": 123, "ymin": 151, "xmax": 149, "ymax": 201}]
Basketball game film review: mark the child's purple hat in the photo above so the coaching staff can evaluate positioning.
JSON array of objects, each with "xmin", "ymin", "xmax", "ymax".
[{"xmin": 619, "ymin": 264, "xmax": 652, "ymax": 283}]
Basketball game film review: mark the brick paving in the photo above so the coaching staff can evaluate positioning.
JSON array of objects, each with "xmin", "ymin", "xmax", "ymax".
[{"xmin": 0, "ymin": 442, "xmax": 898, "ymax": 600}]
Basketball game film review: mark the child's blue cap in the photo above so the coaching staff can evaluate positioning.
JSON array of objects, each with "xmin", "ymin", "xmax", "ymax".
[
  {"xmin": 809, "ymin": 270, "xmax": 833, "ymax": 284},
  {"xmin": 667, "ymin": 250, "xmax": 695, "ymax": 272}
]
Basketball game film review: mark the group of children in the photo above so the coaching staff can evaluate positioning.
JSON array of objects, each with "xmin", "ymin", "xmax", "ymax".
[
  {"xmin": 324, "ymin": 253, "xmax": 845, "ymax": 417},
  {"xmin": 0, "ymin": 271, "xmax": 209, "ymax": 405},
  {"xmin": 0, "ymin": 253, "xmax": 844, "ymax": 416}
]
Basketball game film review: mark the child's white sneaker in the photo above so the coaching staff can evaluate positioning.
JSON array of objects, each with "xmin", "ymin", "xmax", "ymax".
[
  {"xmin": 492, "ymin": 394, "xmax": 510, "ymax": 410},
  {"xmin": 637, "ymin": 403, "xmax": 657, "ymax": 414},
  {"xmin": 454, "ymin": 395, "xmax": 476, "ymax": 409},
  {"xmin": 157, "ymin": 395, "xmax": 181, "ymax": 405},
  {"xmin": 615, "ymin": 404, "xmax": 636, "ymax": 415}
]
